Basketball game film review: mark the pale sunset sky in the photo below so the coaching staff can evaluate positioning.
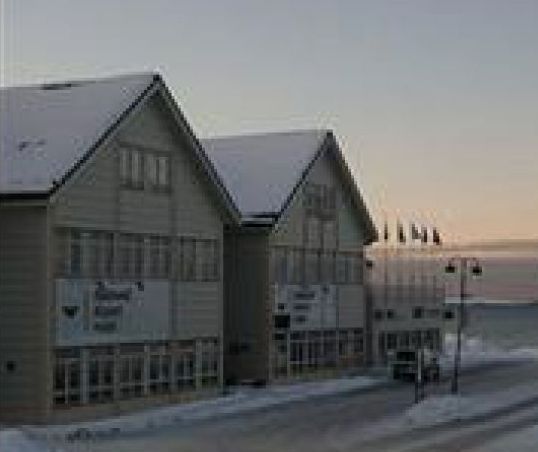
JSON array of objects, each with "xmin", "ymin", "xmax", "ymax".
[{"xmin": 1, "ymin": 0, "xmax": 537, "ymax": 243}]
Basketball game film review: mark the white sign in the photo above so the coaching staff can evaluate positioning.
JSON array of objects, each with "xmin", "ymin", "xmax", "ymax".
[
  {"xmin": 274, "ymin": 284, "xmax": 337, "ymax": 330},
  {"xmin": 55, "ymin": 279, "xmax": 170, "ymax": 346}
]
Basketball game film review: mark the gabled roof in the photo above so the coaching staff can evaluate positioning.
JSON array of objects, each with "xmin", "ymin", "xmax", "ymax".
[
  {"xmin": 0, "ymin": 73, "xmax": 239, "ymax": 221},
  {"xmin": 202, "ymin": 130, "xmax": 378, "ymax": 243},
  {"xmin": 202, "ymin": 130, "xmax": 327, "ymax": 220},
  {"xmin": 0, "ymin": 73, "xmax": 155, "ymax": 195}
]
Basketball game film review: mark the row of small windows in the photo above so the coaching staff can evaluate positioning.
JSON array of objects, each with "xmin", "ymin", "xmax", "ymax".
[
  {"xmin": 119, "ymin": 147, "xmax": 170, "ymax": 191},
  {"xmin": 53, "ymin": 340, "xmax": 219, "ymax": 406},
  {"xmin": 272, "ymin": 246, "xmax": 364, "ymax": 285},
  {"xmin": 378, "ymin": 329, "xmax": 442, "ymax": 356},
  {"xmin": 373, "ymin": 307, "xmax": 444, "ymax": 321},
  {"xmin": 56, "ymin": 228, "xmax": 219, "ymax": 281},
  {"xmin": 303, "ymin": 183, "xmax": 336, "ymax": 217},
  {"xmin": 272, "ymin": 328, "xmax": 364, "ymax": 378}
]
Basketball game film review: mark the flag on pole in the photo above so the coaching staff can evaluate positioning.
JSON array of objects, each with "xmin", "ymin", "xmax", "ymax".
[
  {"xmin": 410, "ymin": 223, "xmax": 421, "ymax": 241},
  {"xmin": 397, "ymin": 221, "xmax": 406, "ymax": 244},
  {"xmin": 432, "ymin": 227, "xmax": 442, "ymax": 246},
  {"xmin": 421, "ymin": 226, "xmax": 428, "ymax": 244}
]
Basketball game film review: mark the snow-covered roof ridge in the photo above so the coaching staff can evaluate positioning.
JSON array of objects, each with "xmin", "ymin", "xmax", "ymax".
[
  {"xmin": 201, "ymin": 129, "xmax": 329, "ymax": 220},
  {"xmin": 0, "ymin": 72, "xmax": 158, "ymax": 195}
]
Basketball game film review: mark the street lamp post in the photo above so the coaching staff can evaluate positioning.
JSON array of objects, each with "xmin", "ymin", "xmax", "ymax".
[{"xmin": 445, "ymin": 256, "xmax": 482, "ymax": 394}]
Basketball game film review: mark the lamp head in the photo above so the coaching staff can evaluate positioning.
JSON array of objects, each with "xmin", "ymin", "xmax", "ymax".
[{"xmin": 471, "ymin": 264, "xmax": 482, "ymax": 276}]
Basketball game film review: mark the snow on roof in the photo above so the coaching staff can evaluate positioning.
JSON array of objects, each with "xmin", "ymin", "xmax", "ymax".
[
  {"xmin": 202, "ymin": 130, "xmax": 328, "ymax": 219},
  {"xmin": 0, "ymin": 73, "xmax": 156, "ymax": 194}
]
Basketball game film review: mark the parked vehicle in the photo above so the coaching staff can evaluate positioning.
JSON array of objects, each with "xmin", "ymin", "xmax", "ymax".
[{"xmin": 388, "ymin": 348, "xmax": 440, "ymax": 383}]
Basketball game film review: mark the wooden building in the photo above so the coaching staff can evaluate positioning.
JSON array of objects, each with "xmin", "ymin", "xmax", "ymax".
[
  {"xmin": 0, "ymin": 73, "xmax": 238, "ymax": 423},
  {"xmin": 203, "ymin": 130, "xmax": 378, "ymax": 383}
]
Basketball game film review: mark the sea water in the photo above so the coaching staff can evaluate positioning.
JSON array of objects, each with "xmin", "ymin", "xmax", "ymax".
[{"xmin": 445, "ymin": 247, "xmax": 538, "ymax": 351}]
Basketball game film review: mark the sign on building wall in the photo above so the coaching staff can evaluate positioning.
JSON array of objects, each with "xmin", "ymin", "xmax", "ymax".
[
  {"xmin": 274, "ymin": 284, "xmax": 337, "ymax": 330},
  {"xmin": 55, "ymin": 279, "xmax": 170, "ymax": 346}
]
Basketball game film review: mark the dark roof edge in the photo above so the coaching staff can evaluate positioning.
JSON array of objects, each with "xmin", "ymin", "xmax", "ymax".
[
  {"xmin": 274, "ymin": 130, "xmax": 331, "ymax": 224},
  {"xmin": 272, "ymin": 130, "xmax": 378, "ymax": 244},
  {"xmin": 329, "ymin": 132, "xmax": 378, "ymax": 244},
  {"xmin": 0, "ymin": 191, "xmax": 49, "ymax": 201},
  {"xmin": 156, "ymin": 80, "xmax": 241, "ymax": 224}
]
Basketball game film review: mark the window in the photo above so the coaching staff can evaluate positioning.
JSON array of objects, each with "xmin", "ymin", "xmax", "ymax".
[
  {"xmin": 145, "ymin": 153, "xmax": 158, "ymax": 188},
  {"xmin": 156, "ymin": 155, "xmax": 170, "ymax": 189},
  {"xmin": 69, "ymin": 230, "xmax": 83, "ymax": 276},
  {"xmin": 175, "ymin": 344, "xmax": 195, "ymax": 391},
  {"xmin": 103, "ymin": 233, "xmax": 115, "ymax": 277},
  {"xmin": 117, "ymin": 233, "xmax": 145, "ymax": 279},
  {"xmin": 57, "ymin": 229, "xmax": 116, "ymax": 278},
  {"xmin": 119, "ymin": 346, "xmax": 144, "ymax": 399},
  {"xmin": 120, "ymin": 148, "xmax": 130, "ymax": 185},
  {"xmin": 118, "ymin": 234, "xmax": 132, "ymax": 278},
  {"xmin": 88, "ymin": 231, "xmax": 102, "ymax": 277},
  {"xmin": 305, "ymin": 250, "xmax": 320, "ymax": 284},
  {"xmin": 321, "ymin": 251, "xmax": 335, "ymax": 283},
  {"xmin": 149, "ymin": 346, "xmax": 170, "ymax": 394},
  {"xmin": 352, "ymin": 329, "xmax": 364, "ymax": 354},
  {"xmin": 133, "ymin": 235, "xmax": 145, "ymax": 278},
  {"xmin": 180, "ymin": 237, "xmax": 196, "ymax": 281},
  {"xmin": 120, "ymin": 147, "xmax": 170, "ymax": 192},
  {"xmin": 288, "ymin": 248, "xmax": 303, "ymax": 284},
  {"xmin": 199, "ymin": 339, "xmax": 219, "ymax": 387},
  {"xmin": 199, "ymin": 239, "xmax": 219, "ymax": 281},
  {"xmin": 304, "ymin": 183, "xmax": 336, "ymax": 218},
  {"xmin": 149, "ymin": 236, "xmax": 170, "ymax": 279},
  {"xmin": 348, "ymin": 252, "xmax": 363, "ymax": 284},
  {"xmin": 88, "ymin": 347, "xmax": 114, "ymax": 403},
  {"xmin": 322, "ymin": 186, "xmax": 336, "ymax": 213},
  {"xmin": 323, "ymin": 221, "xmax": 337, "ymax": 249},
  {"xmin": 53, "ymin": 349, "xmax": 81, "ymax": 406},
  {"xmin": 387, "ymin": 332, "xmax": 398, "ymax": 350},
  {"xmin": 336, "ymin": 252, "xmax": 348, "ymax": 284},
  {"xmin": 412, "ymin": 307, "xmax": 424, "ymax": 319},
  {"xmin": 307, "ymin": 217, "xmax": 320, "ymax": 248},
  {"xmin": 399, "ymin": 331, "xmax": 411, "ymax": 348},
  {"xmin": 131, "ymin": 149, "xmax": 143, "ymax": 188},
  {"xmin": 273, "ymin": 247, "xmax": 288, "ymax": 284}
]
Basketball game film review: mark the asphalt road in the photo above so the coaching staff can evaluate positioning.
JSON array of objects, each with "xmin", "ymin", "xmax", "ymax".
[{"xmin": 76, "ymin": 360, "xmax": 538, "ymax": 452}]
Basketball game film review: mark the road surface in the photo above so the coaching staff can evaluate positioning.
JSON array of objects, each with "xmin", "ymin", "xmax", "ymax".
[{"xmin": 68, "ymin": 360, "xmax": 538, "ymax": 452}]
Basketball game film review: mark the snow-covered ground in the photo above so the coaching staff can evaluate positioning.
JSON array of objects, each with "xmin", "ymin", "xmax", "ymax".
[
  {"xmin": 0, "ymin": 428, "xmax": 46, "ymax": 452},
  {"xmin": 2, "ymin": 334, "xmax": 537, "ymax": 452},
  {"xmin": 0, "ymin": 375, "xmax": 384, "ymax": 452},
  {"xmin": 441, "ymin": 332, "xmax": 538, "ymax": 370},
  {"xmin": 472, "ymin": 424, "xmax": 538, "ymax": 452},
  {"xmin": 329, "ymin": 379, "xmax": 538, "ymax": 448}
]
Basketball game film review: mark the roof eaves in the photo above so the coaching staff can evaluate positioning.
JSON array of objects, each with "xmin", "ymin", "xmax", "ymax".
[{"xmin": 0, "ymin": 190, "xmax": 50, "ymax": 201}]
